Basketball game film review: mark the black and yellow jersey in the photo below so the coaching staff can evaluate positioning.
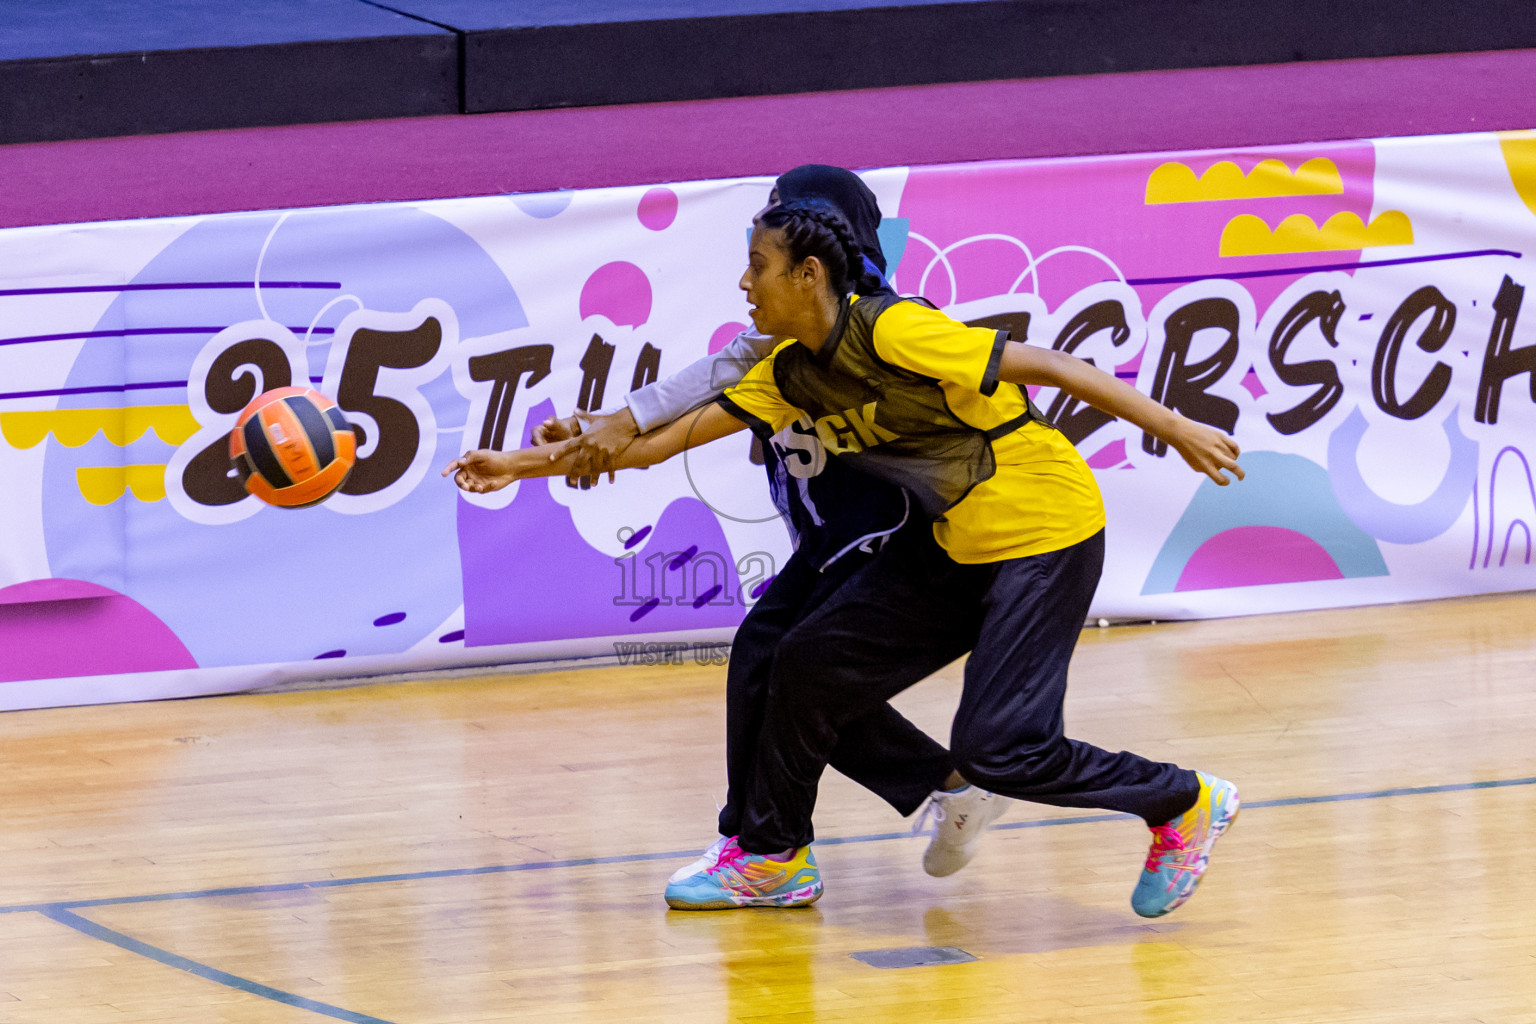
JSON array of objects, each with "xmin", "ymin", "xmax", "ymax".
[{"xmin": 718, "ymin": 292, "xmax": 1104, "ymax": 564}]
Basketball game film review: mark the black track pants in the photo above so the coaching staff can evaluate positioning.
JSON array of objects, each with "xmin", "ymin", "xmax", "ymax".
[
  {"xmin": 738, "ymin": 528, "xmax": 1199, "ymax": 852},
  {"xmin": 717, "ymin": 539, "xmax": 952, "ymax": 839}
]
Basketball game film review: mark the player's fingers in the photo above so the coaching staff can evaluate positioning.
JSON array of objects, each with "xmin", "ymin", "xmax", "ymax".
[
  {"xmin": 538, "ymin": 415, "xmax": 578, "ymax": 445},
  {"xmin": 442, "ymin": 456, "xmax": 467, "ymax": 477},
  {"xmin": 566, "ymin": 442, "xmax": 597, "ymax": 476},
  {"xmin": 1208, "ymin": 455, "xmax": 1244, "ymax": 485},
  {"xmin": 547, "ymin": 435, "xmax": 584, "ymax": 462},
  {"xmin": 588, "ymin": 446, "xmax": 615, "ymax": 476}
]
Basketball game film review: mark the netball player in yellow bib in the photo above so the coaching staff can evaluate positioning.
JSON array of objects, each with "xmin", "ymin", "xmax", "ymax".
[
  {"xmin": 448, "ymin": 196, "xmax": 1244, "ymax": 918},
  {"xmin": 538, "ymin": 166, "xmax": 1011, "ymax": 888}
]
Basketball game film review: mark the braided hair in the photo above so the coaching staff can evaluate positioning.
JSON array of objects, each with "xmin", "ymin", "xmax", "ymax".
[
  {"xmin": 774, "ymin": 164, "xmax": 888, "ymax": 280},
  {"xmin": 756, "ymin": 198, "xmax": 875, "ymax": 298}
]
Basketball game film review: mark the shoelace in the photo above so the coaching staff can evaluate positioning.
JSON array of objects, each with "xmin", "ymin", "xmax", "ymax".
[
  {"xmin": 1144, "ymin": 823, "xmax": 1196, "ymax": 872},
  {"xmin": 705, "ymin": 838, "xmax": 749, "ymax": 879},
  {"xmin": 911, "ymin": 794, "xmax": 948, "ymax": 836},
  {"xmin": 704, "ymin": 839, "xmax": 798, "ymax": 896}
]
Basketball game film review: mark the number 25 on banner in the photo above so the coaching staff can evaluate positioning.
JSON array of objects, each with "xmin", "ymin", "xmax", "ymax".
[{"xmin": 165, "ymin": 299, "xmax": 458, "ymax": 524}]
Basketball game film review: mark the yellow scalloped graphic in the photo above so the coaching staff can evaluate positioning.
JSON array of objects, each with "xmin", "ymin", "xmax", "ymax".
[
  {"xmin": 1146, "ymin": 158, "xmax": 1344, "ymax": 204},
  {"xmin": 1219, "ymin": 210, "xmax": 1413, "ymax": 257},
  {"xmin": 1498, "ymin": 130, "xmax": 1536, "ymax": 219},
  {"xmin": 1, "ymin": 405, "xmax": 199, "ymax": 449},
  {"xmin": 75, "ymin": 464, "xmax": 169, "ymax": 505}
]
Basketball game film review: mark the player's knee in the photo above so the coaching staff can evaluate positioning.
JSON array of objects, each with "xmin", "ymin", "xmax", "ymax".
[
  {"xmin": 951, "ymin": 730, "xmax": 1069, "ymax": 789},
  {"xmin": 768, "ymin": 629, "xmax": 822, "ymax": 686}
]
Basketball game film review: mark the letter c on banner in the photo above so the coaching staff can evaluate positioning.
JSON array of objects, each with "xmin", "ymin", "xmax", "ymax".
[{"xmin": 1327, "ymin": 406, "xmax": 1478, "ymax": 544}]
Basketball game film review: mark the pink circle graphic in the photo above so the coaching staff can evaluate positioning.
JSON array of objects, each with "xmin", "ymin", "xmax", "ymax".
[
  {"xmin": 1175, "ymin": 526, "xmax": 1344, "ymax": 592},
  {"xmin": 708, "ymin": 321, "xmax": 750, "ymax": 354},
  {"xmin": 579, "ymin": 262, "xmax": 652, "ymax": 327},
  {"xmin": 0, "ymin": 579, "xmax": 198, "ymax": 683},
  {"xmin": 637, "ymin": 187, "xmax": 679, "ymax": 231}
]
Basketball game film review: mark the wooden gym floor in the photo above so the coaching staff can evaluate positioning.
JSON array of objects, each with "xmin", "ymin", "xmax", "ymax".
[{"xmin": 3, "ymin": 590, "xmax": 1535, "ymax": 1023}]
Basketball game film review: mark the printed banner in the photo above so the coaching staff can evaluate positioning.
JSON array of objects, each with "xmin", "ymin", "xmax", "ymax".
[{"xmin": 3, "ymin": 130, "xmax": 1535, "ymax": 710}]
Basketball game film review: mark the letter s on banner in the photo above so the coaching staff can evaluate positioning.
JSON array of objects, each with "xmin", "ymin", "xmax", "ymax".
[{"xmin": 165, "ymin": 322, "xmax": 310, "ymax": 525}]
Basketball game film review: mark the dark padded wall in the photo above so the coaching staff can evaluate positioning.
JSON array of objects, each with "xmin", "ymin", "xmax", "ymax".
[
  {"xmin": 450, "ymin": 0, "xmax": 1536, "ymax": 113},
  {"xmin": 1, "ymin": 0, "xmax": 1531, "ymax": 143},
  {"xmin": 0, "ymin": 1, "xmax": 457, "ymax": 144},
  {"xmin": 0, "ymin": 38, "xmax": 459, "ymax": 144}
]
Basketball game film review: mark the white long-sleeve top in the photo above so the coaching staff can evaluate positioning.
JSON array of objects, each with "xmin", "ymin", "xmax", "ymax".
[{"xmin": 624, "ymin": 330, "xmax": 777, "ymax": 433}]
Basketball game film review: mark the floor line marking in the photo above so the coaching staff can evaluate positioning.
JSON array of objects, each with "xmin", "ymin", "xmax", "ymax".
[
  {"xmin": 6, "ymin": 773, "xmax": 1534, "ymax": 916},
  {"xmin": 39, "ymin": 906, "xmax": 400, "ymax": 1024}
]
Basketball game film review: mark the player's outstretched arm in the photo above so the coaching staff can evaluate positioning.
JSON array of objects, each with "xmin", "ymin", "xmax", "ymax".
[
  {"xmin": 997, "ymin": 341, "xmax": 1244, "ymax": 486},
  {"xmin": 533, "ymin": 407, "xmax": 641, "ymax": 484},
  {"xmin": 535, "ymin": 332, "xmax": 781, "ymax": 481},
  {"xmin": 444, "ymin": 403, "xmax": 748, "ymax": 493}
]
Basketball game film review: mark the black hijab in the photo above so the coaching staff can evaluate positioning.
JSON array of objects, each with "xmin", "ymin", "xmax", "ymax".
[{"xmin": 773, "ymin": 164, "xmax": 887, "ymax": 277}]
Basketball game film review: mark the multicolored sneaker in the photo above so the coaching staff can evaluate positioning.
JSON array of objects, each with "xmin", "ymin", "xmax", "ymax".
[
  {"xmin": 664, "ymin": 837, "xmax": 823, "ymax": 910},
  {"xmin": 914, "ymin": 785, "xmax": 1010, "ymax": 877},
  {"xmin": 668, "ymin": 836, "xmax": 730, "ymax": 884},
  {"xmin": 1131, "ymin": 771, "xmax": 1239, "ymax": 918}
]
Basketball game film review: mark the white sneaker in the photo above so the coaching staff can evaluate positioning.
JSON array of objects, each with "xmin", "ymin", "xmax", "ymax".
[
  {"xmin": 668, "ymin": 836, "xmax": 730, "ymax": 883},
  {"xmin": 914, "ymin": 786, "xmax": 1010, "ymax": 877}
]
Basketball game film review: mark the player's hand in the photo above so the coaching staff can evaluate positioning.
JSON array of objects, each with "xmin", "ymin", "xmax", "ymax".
[
  {"xmin": 442, "ymin": 449, "xmax": 520, "ymax": 493},
  {"xmin": 1166, "ymin": 419, "xmax": 1244, "ymax": 485},
  {"xmin": 547, "ymin": 408, "xmax": 640, "ymax": 486},
  {"xmin": 532, "ymin": 414, "xmax": 581, "ymax": 446}
]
